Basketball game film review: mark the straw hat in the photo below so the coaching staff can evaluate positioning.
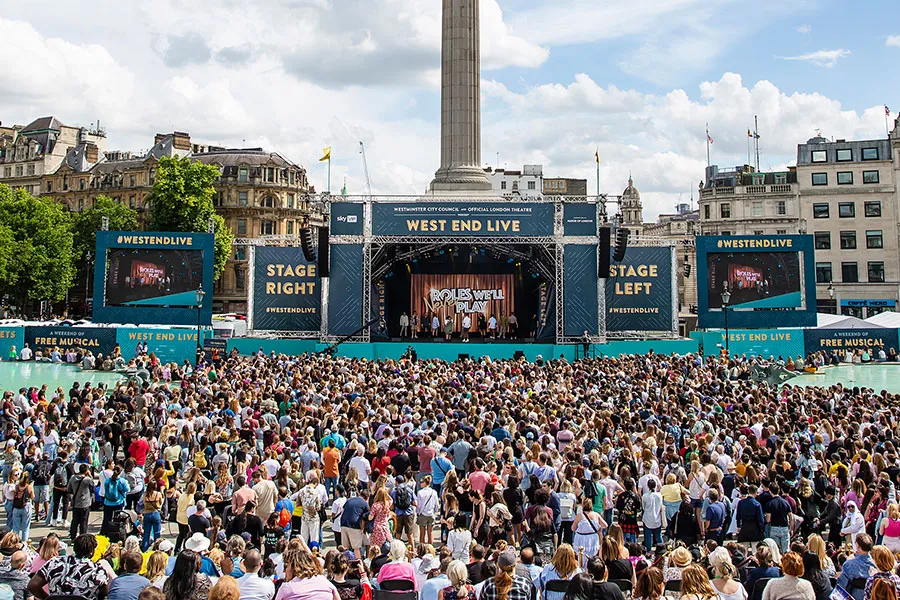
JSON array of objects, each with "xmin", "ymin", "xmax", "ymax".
[{"xmin": 671, "ymin": 547, "xmax": 692, "ymax": 568}]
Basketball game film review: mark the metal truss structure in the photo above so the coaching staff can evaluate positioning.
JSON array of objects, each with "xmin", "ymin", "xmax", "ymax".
[{"xmin": 240, "ymin": 194, "xmax": 679, "ymax": 344}]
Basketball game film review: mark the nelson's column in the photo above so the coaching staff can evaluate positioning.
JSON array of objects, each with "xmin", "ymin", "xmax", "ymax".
[{"xmin": 430, "ymin": 0, "xmax": 493, "ymax": 192}]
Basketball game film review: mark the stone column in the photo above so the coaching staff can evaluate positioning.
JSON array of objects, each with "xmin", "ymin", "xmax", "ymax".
[{"xmin": 430, "ymin": 0, "xmax": 492, "ymax": 192}]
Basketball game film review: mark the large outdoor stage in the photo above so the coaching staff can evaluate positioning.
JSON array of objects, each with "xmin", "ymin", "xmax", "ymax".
[{"xmin": 245, "ymin": 194, "xmax": 681, "ymax": 345}]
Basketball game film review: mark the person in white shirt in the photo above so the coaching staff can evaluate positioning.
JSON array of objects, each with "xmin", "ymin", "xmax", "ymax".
[
  {"xmin": 349, "ymin": 447, "xmax": 371, "ymax": 485},
  {"xmin": 641, "ymin": 479, "xmax": 666, "ymax": 553},
  {"xmin": 461, "ymin": 315, "xmax": 471, "ymax": 342},
  {"xmin": 237, "ymin": 549, "xmax": 275, "ymax": 600},
  {"xmin": 416, "ymin": 475, "xmax": 440, "ymax": 545},
  {"xmin": 19, "ymin": 345, "xmax": 32, "ymax": 361}
]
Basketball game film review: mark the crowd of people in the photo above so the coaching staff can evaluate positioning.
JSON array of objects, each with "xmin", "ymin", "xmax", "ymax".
[{"xmin": 0, "ymin": 347, "xmax": 897, "ymax": 600}]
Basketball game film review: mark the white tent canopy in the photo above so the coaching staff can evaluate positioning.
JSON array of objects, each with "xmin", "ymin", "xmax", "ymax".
[
  {"xmin": 816, "ymin": 312, "xmax": 847, "ymax": 328},
  {"xmin": 817, "ymin": 315, "xmax": 884, "ymax": 329},
  {"xmin": 865, "ymin": 311, "xmax": 900, "ymax": 328}
]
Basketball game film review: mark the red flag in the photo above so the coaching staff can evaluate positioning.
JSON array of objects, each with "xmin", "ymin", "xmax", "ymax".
[{"xmin": 707, "ymin": 133, "xmax": 714, "ymax": 144}]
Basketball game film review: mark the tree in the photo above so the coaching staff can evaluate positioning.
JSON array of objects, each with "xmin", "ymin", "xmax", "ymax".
[
  {"xmin": 0, "ymin": 184, "xmax": 76, "ymax": 307},
  {"xmin": 147, "ymin": 156, "xmax": 234, "ymax": 279},
  {"xmin": 72, "ymin": 195, "xmax": 139, "ymax": 263}
]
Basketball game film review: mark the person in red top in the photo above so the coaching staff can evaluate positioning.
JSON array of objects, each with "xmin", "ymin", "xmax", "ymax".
[
  {"xmin": 322, "ymin": 440, "xmax": 341, "ymax": 500},
  {"xmin": 468, "ymin": 458, "xmax": 491, "ymax": 494},
  {"xmin": 128, "ymin": 435, "xmax": 150, "ymax": 467},
  {"xmin": 371, "ymin": 447, "xmax": 391, "ymax": 478},
  {"xmin": 417, "ymin": 435, "xmax": 437, "ymax": 480}
]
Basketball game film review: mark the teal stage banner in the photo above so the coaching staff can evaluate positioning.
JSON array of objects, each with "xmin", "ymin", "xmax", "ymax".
[
  {"xmin": 563, "ymin": 245, "xmax": 599, "ymax": 336},
  {"xmin": 371, "ymin": 202, "xmax": 555, "ymax": 237},
  {"xmin": 26, "ymin": 326, "xmax": 118, "ymax": 357},
  {"xmin": 563, "ymin": 204, "xmax": 597, "ymax": 237},
  {"xmin": 116, "ymin": 327, "xmax": 205, "ymax": 364}
]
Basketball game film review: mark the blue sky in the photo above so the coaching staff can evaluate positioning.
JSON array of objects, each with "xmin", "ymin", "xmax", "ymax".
[{"xmin": 0, "ymin": 0, "xmax": 896, "ymax": 219}]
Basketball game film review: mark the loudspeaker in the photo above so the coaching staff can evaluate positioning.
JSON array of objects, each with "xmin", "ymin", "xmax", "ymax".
[
  {"xmin": 613, "ymin": 227, "xmax": 629, "ymax": 262},
  {"xmin": 317, "ymin": 226, "xmax": 330, "ymax": 277},
  {"xmin": 458, "ymin": 353, "xmax": 469, "ymax": 361},
  {"xmin": 300, "ymin": 227, "xmax": 316, "ymax": 262},
  {"xmin": 598, "ymin": 227, "xmax": 611, "ymax": 278}
]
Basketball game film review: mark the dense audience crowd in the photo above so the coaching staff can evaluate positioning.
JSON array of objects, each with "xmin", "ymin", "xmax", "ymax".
[{"xmin": 0, "ymin": 346, "xmax": 897, "ymax": 600}]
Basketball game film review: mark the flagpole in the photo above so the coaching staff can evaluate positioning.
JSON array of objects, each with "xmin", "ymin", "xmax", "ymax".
[
  {"xmin": 747, "ymin": 129, "xmax": 751, "ymax": 167},
  {"xmin": 754, "ymin": 115, "xmax": 760, "ymax": 172},
  {"xmin": 327, "ymin": 157, "xmax": 331, "ymax": 194},
  {"xmin": 886, "ymin": 106, "xmax": 891, "ymax": 139},
  {"xmin": 706, "ymin": 123, "xmax": 710, "ymax": 167}
]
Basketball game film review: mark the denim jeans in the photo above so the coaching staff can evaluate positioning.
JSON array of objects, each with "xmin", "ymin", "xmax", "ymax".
[
  {"xmin": 325, "ymin": 477, "xmax": 338, "ymax": 500},
  {"xmin": 142, "ymin": 511, "xmax": 161, "ymax": 550},
  {"xmin": 11, "ymin": 507, "xmax": 31, "ymax": 542},
  {"xmin": 769, "ymin": 525, "xmax": 790, "ymax": 554},
  {"xmin": 644, "ymin": 526, "xmax": 662, "ymax": 553},
  {"xmin": 624, "ymin": 531, "xmax": 637, "ymax": 544}
]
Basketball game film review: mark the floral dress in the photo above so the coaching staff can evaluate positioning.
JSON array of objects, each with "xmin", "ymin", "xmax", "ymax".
[{"xmin": 369, "ymin": 500, "xmax": 393, "ymax": 548}]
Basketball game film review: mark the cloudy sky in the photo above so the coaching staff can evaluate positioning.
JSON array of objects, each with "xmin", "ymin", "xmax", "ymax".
[{"xmin": 1, "ymin": 0, "xmax": 898, "ymax": 220}]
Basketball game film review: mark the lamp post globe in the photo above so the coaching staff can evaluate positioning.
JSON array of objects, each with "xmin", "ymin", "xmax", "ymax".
[{"xmin": 195, "ymin": 285, "xmax": 205, "ymax": 365}]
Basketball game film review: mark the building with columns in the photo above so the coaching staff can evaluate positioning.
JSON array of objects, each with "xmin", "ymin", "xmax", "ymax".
[{"xmin": 619, "ymin": 175, "xmax": 643, "ymax": 240}]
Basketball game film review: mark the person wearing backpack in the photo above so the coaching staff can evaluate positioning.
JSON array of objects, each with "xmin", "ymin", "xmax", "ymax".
[
  {"xmin": 296, "ymin": 475, "xmax": 322, "ymax": 545},
  {"xmin": 47, "ymin": 452, "xmax": 73, "ymax": 527},
  {"xmin": 393, "ymin": 475, "xmax": 418, "ymax": 545},
  {"xmin": 102, "ymin": 465, "xmax": 130, "ymax": 532},
  {"xmin": 32, "ymin": 452, "xmax": 52, "ymax": 522}
]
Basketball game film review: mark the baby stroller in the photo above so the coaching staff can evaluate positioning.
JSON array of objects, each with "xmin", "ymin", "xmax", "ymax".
[{"xmin": 100, "ymin": 509, "xmax": 139, "ymax": 543}]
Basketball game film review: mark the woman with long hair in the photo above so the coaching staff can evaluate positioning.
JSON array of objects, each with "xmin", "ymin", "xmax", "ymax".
[
  {"xmin": 328, "ymin": 551, "xmax": 371, "ymax": 600},
  {"xmin": 369, "ymin": 487, "xmax": 393, "ymax": 549},
  {"xmin": 438, "ymin": 560, "xmax": 476, "ymax": 600},
  {"xmin": 806, "ymin": 535, "xmax": 835, "ymax": 579},
  {"xmin": 502, "ymin": 474, "xmax": 525, "ymax": 546},
  {"xmin": 142, "ymin": 479, "xmax": 165, "ymax": 550},
  {"xmin": 10, "ymin": 471, "xmax": 34, "ymax": 542},
  {"xmin": 529, "ymin": 499, "xmax": 557, "ymax": 564},
  {"xmin": 163, "ymin": 550, "xmax": 212, "ymax": 600},
  {"xmin": 29, "ymin": 533, "xmax": 59, "ymax": 576},
  {"xmin": 102, "ymin": 465, "xmax": 130, "ymax": 531},
  {"xmin": 469, "ymin": 490, "xmax": 489, "ymax": 545},
  {"xmin": 572, "ymin": 497, "xmax": 606, "ymax": 563},
  {"xmin": 878, "ymin": 503, "xmax": 900, "ymax": 553},
  {"xmin": 800, "ymin": 552, "xmax": 831, "ymax": 600},
  {"xmin": 276, "ymin": 546, "xmax": 340, "ymax": 600},
  {"xmin": 634, "ymin": 567, "xmax": 664, "ymax": 600},
  {"xmin": 680, "ymin": 564, "xmax": 718, "ymax": 600},
  {"xmin": 563, "ymin": 574, "xmax": 595, "ymax": 600},
  {"xmin": 602, "ymin": 534, "xmax": 634, "ymax": 585},
  {"xmin": 709, "ymin": 547, "xmax": 748, "ymax": 600},
  {"xmin": 146, "ymin": 550, "xmax": 170, "ymax": 588},
  {"xmin": 539, "ymin": 544, "xmax": 583, "ymax": 600}
]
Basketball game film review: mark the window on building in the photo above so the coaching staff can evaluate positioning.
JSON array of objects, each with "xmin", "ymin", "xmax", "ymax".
[
  {"xmin": 262, "ymin": 195, "xmax": 274, "ymax": 208},
  {"xmin": 776, "ymin": 200, "xmax": 786, "ymax": 215},
  {"xmin": 286, "ymin": 220, "xmax": 294, "ymax": 235},
  {"xmin": 238, "ymin": 192, "xmax": 248, "ymax": 207},
  {"xmin": 814, "ymin": 232, "xmax": 831, "ymax": 249},
  {"xmin": 837, "ymin": 171, "xmax": 853, "ymax": 185},
  {"xmin": 288, "ymin": 193, "xmax": 294, "ymax": 208},
  {"xmin": 839, "ymin": 202, "xmax": 855, "ymax": 218},
  {"xmin": 289, "ymin": 171, "xmax": 294, "ymax": 185},
  {"xmin": 813, "ymin": 203, "xmax": 829, "ymax": 218},
  {"xmin": 237, "ymin": 219, "xmax": 247, "ymax": 235},
  {"xmin": 837, "ymin": 148, "xmax": 853, "ymax": 161},
  {"xmin": 752, "ymin": 201, "xmax": 763, "ymax": 217},
  {"xmin": 528, "ymin": 181, "xmax": 536, "ymax": 190},
  {"xmin": 866, "ymin": 230, "xmax": 884, "ymax": 249},
  {"xmin": 777, "ymin": 229, "xmax": 787, "ymax": 234},
  {"xmin": 27, "ymin": 165, "xmax": 34, "ymax": 176},
  {"xmin": 811, "ymin": 173, "xmax": 828, "ymax": 186},
  {"xmin": 720, "ymin": 203, "xmax": 731, "ymax": 218},
  {"xmin": 2, "ymin": 167, "xmax": 9, "ymax": 178},
  {"xmin": 129, "ymin": 195, "xmax": 136, "ymax": 208},
  {"xmin": 704, "ymin": 205, "xmax": 711, "ymax": 219},
  {"xmin": 865, "ymin": 201, "xmax": 882, "ymax": 217},
  {"xmin": 78, "ymin": 199, "xmax": 84, "ymax": 212},
  {"xmin": 862, "ymin": 147, "xmax": 879, "ymax": 160},
  {"xmin": 260, "ymin": 220, "xmax": 275, "ymax": 235},
  {"xmin": 149, "ymin": 170, "xmax": 156, "ymax": 184},
  {"xmin": 501, "ymin": 181, "xmax": 507, "ymax": 190},
  {"xmin": 213, "ymin": 192, "xmax": 222, "ymax": 207},
  {"xmin": 869, "ymin": 261, "xmax": 886, "ymax": 283},
  {"xmin": 840, "ymin": 231, "xmax": 857, "ymax": 249},
  {"xmin": 46, "ymin": 181, "xmax": 52, "ymax": 192},
  {"xmin": 129, "ymin": 175, "xmax": 135, "ymax": 187},
  {"xmin": 267, "ymin": 167, "xmax": 274, "ymax": 181},
  {"xmin": 79, "ymin": 179, "xmax": 85, "ymax": 190},
  {"xmin": 720, "ymin": 231, "xmax": 731, "ymax": 236},
  {"xmin": 863, "ymin": 170, "xmax": 880, "ymax": 184},
  {"xmin": 842, "ymin": 262, "xmax": 859, "ymax": 283},
  {"xmin": 235, "ymin": 246, "xmax": 246, "ymax": 261},
  {"xmin": 753, "ymin": 230, "xmax": 764, "ymax": 235},
  {"xmin": 16, "ymin": 166, "xmax": 23, "ymax": 177},
  {"xmin": 816, "ymin": 262, "xmax": 833, "ymax": 283},
  {"xmin": 239, "ymin": 168, "xmax": 248, "ymax": 182},
  {"xmin": 774, "ymin": 173, "xmax": 787, "ymax": 184},
  {"xmin": 811, "ymin": 150, "xmax": 827, "ymax": 163},
  {"xmin": 751, "ymin": 174, "xmax": 765, "ymax": 185},
  {"xmin": 235, "ymin": 268, "xmax": 245, "ymax": 291}
]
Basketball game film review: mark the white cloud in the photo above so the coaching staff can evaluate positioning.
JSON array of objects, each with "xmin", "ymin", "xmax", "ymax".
[
  {"xmin": 796, "ymin": 24, "xmax": 811, "ymax": 34},
  {"xmin": 779, "ymin": 48, "xmax": 850, "ymax": 67},
  {"xmin": 888, "ymin": 35, "xmax": 900, "ymax": 47}
]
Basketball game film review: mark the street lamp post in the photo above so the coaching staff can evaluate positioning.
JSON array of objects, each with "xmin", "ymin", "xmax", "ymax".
[
  {"xmin": 195, "ymin": 285, "xmax": 205, "ymax": 365},
  {"xmin": 828, "ymin": 283, "xmax": 835, "ymax": 314},
  {"xmin": 721, "ymin": 289, "xmax": 731, "ymax": 356}
]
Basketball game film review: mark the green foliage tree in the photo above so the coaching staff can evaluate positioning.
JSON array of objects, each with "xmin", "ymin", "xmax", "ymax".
[
  {"xmin": 72, "ymin": 195, "xmax": 139, "ymax": 263},
  {"xmin": 147, "ymin": 156, "xmax": 233, "ymax": 279},
  {"xmin": 0, "ymin": 184, "xmax": 76, "ymax": 306}
]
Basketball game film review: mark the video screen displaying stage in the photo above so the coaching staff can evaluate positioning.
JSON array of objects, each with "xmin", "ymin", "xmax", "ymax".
[
  {"xmin": 104, "ymin": 248, "xmax": 205, "ymax": 307},
  {"xmin": 706, "ymin": 251, "xmax": 802, "ymax": 309},
  {"xmin": 411, "ymin": 274, "xmax": 514, "ymax": 332}
]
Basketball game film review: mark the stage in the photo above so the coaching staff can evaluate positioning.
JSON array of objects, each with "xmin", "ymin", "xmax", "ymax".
[{"xmin": 227, "ymin": 337, "xmax": 699, "ymax": 362}]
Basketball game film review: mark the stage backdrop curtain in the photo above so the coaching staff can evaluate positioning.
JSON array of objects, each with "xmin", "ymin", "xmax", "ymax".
[{"xmin": 410, "ymin": 274, "xmax": 515, "ymax": 332}]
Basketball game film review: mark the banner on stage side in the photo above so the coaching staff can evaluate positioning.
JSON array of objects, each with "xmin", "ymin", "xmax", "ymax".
[
  {"xmin": 803, "ymin": 328, "xmax": 899, "ymax": 356},
  {"xmin": 251, "ymin": 247, "xmax": 321, "ymax": 332},
  {"xmin": 372, "ymin": 202, "xmax": 555, "ymax": 237},
  {"xmin": 605, "ymin": 246, "xmax": 674, "ymax": 332}
]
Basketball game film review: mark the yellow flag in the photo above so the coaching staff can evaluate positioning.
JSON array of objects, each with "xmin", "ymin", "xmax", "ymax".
[
  {"xmin": 319, "ymin": 147, "xmax": 331, "ymax": 162},
  {"xmin": 594, "ymin": 149, "xmax": 600, "ymax": 164}
]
